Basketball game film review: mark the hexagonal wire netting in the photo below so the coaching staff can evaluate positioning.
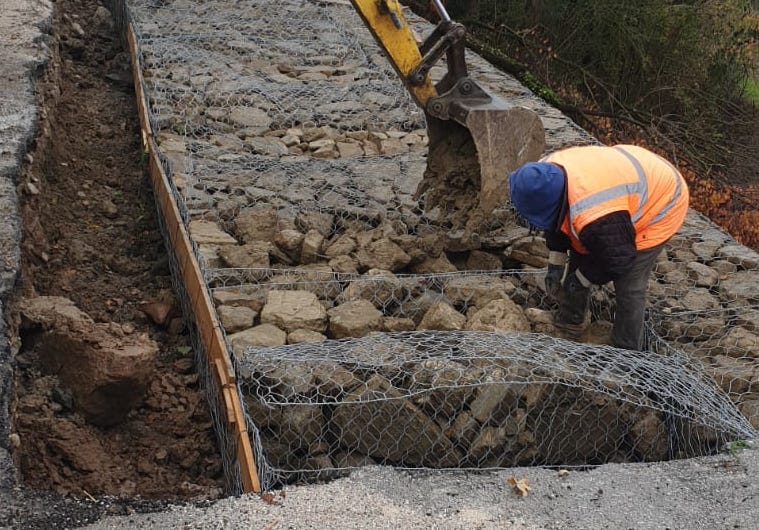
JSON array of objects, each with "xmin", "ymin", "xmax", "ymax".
[{"xmin": 112, "ymin": 0, "xmax": 759, "ymax": 493}]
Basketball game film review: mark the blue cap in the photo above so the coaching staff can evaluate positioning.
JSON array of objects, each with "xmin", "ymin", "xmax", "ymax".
[{"xmin": 508, "ymin": 162, "xmax": 566, "ymax": 230}]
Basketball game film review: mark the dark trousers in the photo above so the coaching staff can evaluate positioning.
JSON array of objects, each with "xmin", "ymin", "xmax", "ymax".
[{"xmin": 569, "ymin": 243, "xmax": 665, "ymax": 350}]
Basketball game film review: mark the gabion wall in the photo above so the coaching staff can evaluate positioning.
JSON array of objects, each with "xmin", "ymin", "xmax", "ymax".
[{"xmin": 116, "ymin": 0, "xmax": 759, "ymax": 492}]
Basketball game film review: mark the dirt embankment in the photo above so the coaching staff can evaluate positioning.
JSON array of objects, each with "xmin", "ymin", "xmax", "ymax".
[{"xmin": 10, "ymin": 0, "xmax": 223, "ymax": 499}]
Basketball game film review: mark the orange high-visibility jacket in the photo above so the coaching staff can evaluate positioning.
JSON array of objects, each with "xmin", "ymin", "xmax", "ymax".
[{"xmin": 543, "ymin": 145, "xmax": 689, "ymax": 254}]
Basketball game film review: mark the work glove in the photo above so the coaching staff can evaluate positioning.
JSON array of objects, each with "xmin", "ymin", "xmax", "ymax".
[
  {"xmin": 555, "ymin": 269, "xmax": 591, "ymax": 337},
  {"xmin": 545, "ymin": 251, "xmax": 567, "ymax": 302}
]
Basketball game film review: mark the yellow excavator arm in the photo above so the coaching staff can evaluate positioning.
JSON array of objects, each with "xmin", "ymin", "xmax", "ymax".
[
  {"xmin": 348, "ymin": 0, "xmax": 437, "ymax": 107},
  {"xmin": 348, "ymin": 0, "xmax": 546, "ymax": 236}
]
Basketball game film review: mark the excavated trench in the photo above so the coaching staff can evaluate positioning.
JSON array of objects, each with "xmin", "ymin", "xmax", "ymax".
[{"xmin": 10, "ymin": 0, "xmax": 223, "ymax": 500}]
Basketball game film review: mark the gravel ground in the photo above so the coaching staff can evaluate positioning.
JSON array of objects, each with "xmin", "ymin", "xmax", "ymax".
[{"xmin": 86, "ymin": 447, "xmax": 758, "ymax": 530}]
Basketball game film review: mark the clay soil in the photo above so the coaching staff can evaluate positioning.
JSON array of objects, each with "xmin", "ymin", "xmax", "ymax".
[{"xmin": 11, "ymin": 0, "xmax": 224, "ymax": 499}]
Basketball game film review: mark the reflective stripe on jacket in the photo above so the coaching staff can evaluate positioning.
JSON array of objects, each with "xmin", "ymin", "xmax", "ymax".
[{"xmin": 543, "ymin": 144, "xmax": 689, "ymax": 253}]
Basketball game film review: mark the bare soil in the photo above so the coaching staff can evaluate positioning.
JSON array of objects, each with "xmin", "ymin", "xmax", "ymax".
[{"xmin": 11, "ymin": 0, "xmax": 223, "ymax": 500}]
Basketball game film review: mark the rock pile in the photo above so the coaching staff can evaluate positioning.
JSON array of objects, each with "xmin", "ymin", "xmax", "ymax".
[
  {"xmin": 193, "ymin": 208, "xmax": 759, "ymax": 478},
  {"xmin": 239, "ymin": 332, "xmax": 735, "ymax": 482},
  {"xmin": 126, "ymin": 0, "xmax": 759, "ymax": 484}
]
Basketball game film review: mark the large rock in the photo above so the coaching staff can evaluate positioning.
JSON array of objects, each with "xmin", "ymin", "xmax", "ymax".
[
  {"xmin": 465, "ymin": 299, "xmax": 530, "ymax": 332},
  {"xmin": 218, "ymin": 241, "xmax": 271, "ymax": 269},
  {"xmin": 300, "ymin": 229, "xmax": 325, "ymax": 264},
  {"xmin": 17, "ymin": 297, "xmax": 157, "ymax": 427},
  {"xmin": 188, "ymin": 220, "xmax": 238, "ymax": 245},
  {"xmin": 217, "ymin": 305, "xmax": 257, "ymax": 333},
  {"xmin": 418, "ymin": 301, "xmax": 466, "ymax": 331},
  {"xmin": 465, "ymin": 250, "xmax": 503, "ymax": 271},
  {"xmin": 235, "ymin": 207, "xmax": 280, "ymax": 243},
  {"xmin": 228, "ymin": 106, "xmax": 272, "ymax": 131},
  {"xmin": 410, "ymin": 253, "xmax": 457, "ymax": 274},
  {"xmin": 228, "ymin": 324, "xmax": 287, "ymax": 354},
  {"xmin": 357, "ymin": 238, "xmax": 411, "ymax": 272},
  {"xmin": 328, "ymin": 300, "xmax": 384, "ymax": 338},
  {"xmin": 331, "ymin": 375, "xmax": 462, "ymax": 467},
  {"xmin": 443, "ymin": 276, "xmax": 517, "ymax": 311},
  {"xmin": 505, "ymin": 236, "xmax": 549, "ymax": 268},
  {"xmin": 212, "ymin": 289, "xmax": 267, "ymax": 312},
  {"xmin": 686, "ymin": 262, "xmax": 719, "ymax": 288},
  {"xmin": 340, "ymin": 269, "xmax": 405, "ymax": 309},
  {"xmin": 287, "ymin": 329, "xmax": 327, "ymax": 344},
  {"xmin": 720, "ymin": 327, "xmax": 759, "ymax": 359},
  {"xmin": 716, "ymin": 244, "xmax": 759, "ymax": 269},
  {"xmin": 704, "ymin": 356, "xmax": 758, "ymax": 396},
  {"xmin": 324, "ymin": 234, "xmax": 357, "ymax": 258},
  {"xmin": 260, "ymin": 290, "xmax": 328, "ymax": 333},
  {"xmin": 720, "ymin": 271, "xmax": 759, "ymax": 305}
]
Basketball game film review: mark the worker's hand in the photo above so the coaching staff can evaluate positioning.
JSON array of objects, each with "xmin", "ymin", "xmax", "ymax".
[{"xmin": 544, "ymin": 251, "xmax": 567, "ymax": 302}]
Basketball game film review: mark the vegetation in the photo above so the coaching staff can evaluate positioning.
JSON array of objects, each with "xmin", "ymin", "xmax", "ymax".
[{"xmin": 406, "ymin": 1, "xmax": 759, "ymax": 248}]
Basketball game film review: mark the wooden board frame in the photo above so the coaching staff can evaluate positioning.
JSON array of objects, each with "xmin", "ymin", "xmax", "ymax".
[{"xmin": 126, "ymin": 24, "xmax": 260, "ymax": 494}]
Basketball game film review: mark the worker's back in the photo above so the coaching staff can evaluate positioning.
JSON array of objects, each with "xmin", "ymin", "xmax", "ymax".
[{"xmin": 545, "ymin": 144, "xmax": 689, "ymax": 250}]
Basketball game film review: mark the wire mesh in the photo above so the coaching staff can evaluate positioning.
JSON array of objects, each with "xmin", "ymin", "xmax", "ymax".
[{"xmin": 113, "ymin": 0, "xmax": 759, "ymax": 493}]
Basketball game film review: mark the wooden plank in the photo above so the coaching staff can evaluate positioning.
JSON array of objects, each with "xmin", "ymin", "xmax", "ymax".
[
  {"xmin": 127, "ymin": 23, "xmax": 261, "ymax": 493},
  {"xmin": 127, "ymin": 25, "xmax": 152, "ymax": 144}
]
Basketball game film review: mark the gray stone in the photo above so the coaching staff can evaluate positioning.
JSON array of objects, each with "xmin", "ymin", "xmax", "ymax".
[
  {"xmin": 692, "ymin": 240, "xmax": 722, "ymax": 262},
  {"xmin": 711, "ymin": 259, "xmax": 738, "ymax": 278},
  {"xmin": 228, "ymin": 106, "xmax": 272, "ymax": 131},
  {"xmin": 469, "ymin": 426, "xmax": 512, "ymax": 460},
  {"xmin": 720, "ymin": 271, "xmax": 759, "ymax": 304},
  {"xmin": 274, "ymin": 229, "xmax": 304, "ymax": 260},
  {"xmin": 704, "ymin": 356, "xmax": 758, "ymax": 396},
  {"xmin": 720, "ymin": 327, "xmax": 759, "ymax": 359},
  {"xmin": 296, "ymin": 212, "xmax": 335, "ymax": 238},
  {"xmin": 340, "ymin": 269, "xmax": 404, "ymax": 308},
  {"xmin": 329, "ymin": 255, "xmax": 359, "ymax": 274},
  {"xmin": 506, "ymin": 236, "xmax": 549, "ymax": 268},
  {"xmin": 686, "ymin": 262, "xmax": 719, "ymax": 287},
  {"xmin": 336, "ymin": 141, "xmax": 364, "ymax": 158},
  {"xmin": 717, "ymin": 245, "xmax": 759, "ymax": 269},
  {"xmin": 246, "ymin": 137, "xmax": 288, "ymax": 156},
  {"xmin": 524, "ymin": 307, "xmax": 558, "ymax": 335},
  {"xmin": 382, "ymin": 317, "xmax": 416, "ymax": 332}
]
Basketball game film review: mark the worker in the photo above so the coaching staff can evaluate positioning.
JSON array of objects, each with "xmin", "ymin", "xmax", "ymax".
[{"xmin": 507, "ymin": 144, "xmax": 689, "ymax": 350}]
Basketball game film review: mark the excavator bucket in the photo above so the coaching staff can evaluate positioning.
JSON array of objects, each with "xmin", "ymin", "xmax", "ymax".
[
  {"xmin": 347, "ymin": 0, "xmax": 546, "ymax": 233},
  {"xmin": 418, "ymin": 79, "xmax": 546, "ymax": 232}
]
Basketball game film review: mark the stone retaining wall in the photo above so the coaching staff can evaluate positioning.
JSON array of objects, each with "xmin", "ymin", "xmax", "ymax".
[{"xmin": 120, "ymin": 0, "xmax": 759, "ymax": 487}]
